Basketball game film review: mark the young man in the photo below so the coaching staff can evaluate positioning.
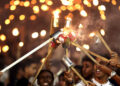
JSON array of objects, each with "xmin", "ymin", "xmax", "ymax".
[
  {"xmin": 92, "ymin": 57, "xmax": 120, "ymax": 86},
  {"xmin": 37, "ymin": 69, "xmax": 54, "ymax": 86},
  {"xmin": 16, "ymin": 59, "xmax": 37, "ymax": 86},
  {"xmin": 82, "ymin": 56, "xmax": 94, "ymax": 81},
  {"xmin": 58, "ymin": 72, "xmax": 66, "ymax": 86}
]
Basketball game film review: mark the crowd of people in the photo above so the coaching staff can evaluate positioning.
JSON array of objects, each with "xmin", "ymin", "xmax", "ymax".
[{"xmin": 0, "ymin": 52, "xmax": 120, "ymax": 86}]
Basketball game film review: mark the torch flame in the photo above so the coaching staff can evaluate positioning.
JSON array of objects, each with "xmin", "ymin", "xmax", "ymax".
[
  {"xmin": 100, "ymin": 29, "xmax": 105, "ymax": 36},
  {"xmin": 89, "ymin": 32, "xmax": 95, "ymax": 38},
  {"xmin": 53, "ymin": 9, "xmax": 61, "ymax": 27},
  {"xmin": 65, "ymin": 13, "xmax": 73, "ymax": 28}
]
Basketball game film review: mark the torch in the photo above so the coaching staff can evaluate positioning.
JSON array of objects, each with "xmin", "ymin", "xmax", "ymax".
[
  {"xmin": 65, "ymin": 13, "xmax": 73, "ymax": 28},
  {"xmin": 0, "ymin": 30, "xmax": 63, "ymax": 73},
  {"xmin": 53, "ymin": 9, "xmax": 61, "ymax": 28},
  {"xmin": 71, "ymin": 42, "xmax": 100, "ymax": 65},
  {"xmin": 62, "ymin": 56, "xmax": 89, "ymax": 85},
  {"xmin": 96, "ymin": 31, "xmax": 112, "ymax": 54}
]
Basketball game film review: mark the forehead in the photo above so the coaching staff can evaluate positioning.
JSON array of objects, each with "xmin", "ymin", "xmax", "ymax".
[{"xmin": 40, "ymin": 71, "xmax": 52, "ymax": 76}]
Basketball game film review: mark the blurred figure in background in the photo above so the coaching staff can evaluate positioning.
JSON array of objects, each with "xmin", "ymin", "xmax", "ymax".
[{"xmin": 16, "ymin": 59, "xmax": 37, "ymax": 86}]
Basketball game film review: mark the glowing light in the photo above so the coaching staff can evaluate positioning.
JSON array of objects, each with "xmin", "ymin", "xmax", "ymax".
[
  {"xmin": 14, "ymin": 0, "xmax": 20, "ymax": 5},
  {"xmin": 40, "ymin": 30, "xmax": 46, "ymax": 37},
  {"xmin": 0, "ymin": 34, "xmax": 6, "ymax": 41},
  {"xmin": 83, "ymin": 0, "xmax": 91, "ymax": 7},
  {"xmin": 89, "ymin": 32, "xmax": 95, "ymax": 37},
  {"xmin": 5, "ymin": 19, "xmax": 10, "ymax": 25},
  {"xmin": 80, "ymin": 10, "xmax": 87, "ymax": 17},
  {"xmin": 119, "ymin": 6, "xmax": 120, "ymax": 11},
  {"xmin": 39, "ymin": 0, "xmax": 45, "ymax": 3},
  {"xmin": 60, "ymin": 6, "xmax": 67, "ymax": 11},
  {"xmin": 30, "ymin": 15, "xmax": 36, "ymax": 21},
  {"xmin": 33, "ymin": 5, "xmax": 40, "ymax": 14},
  {"xmin": 19, "ymin": 42, "xmax": 24, "ymax": 47},
  {"xmin": 53, "ymin": 9, "xmax": 61, "ymax": 27},
  {"xmin": 79, "ymin": 24, "xmax": 83, "ymax": 29},
  {"xmin": 112, "ymin": 0, "xmax": 117, "ymax": 5},
  {"xmin": 98, "ymin": 5, "xmax": 106, "ymax": 11},
  {"xmin": 101, "ymin": 14, "xmax": 106, "ymax": 20},
  {"xmin": 31, "ymin": 0, "xmax": 37, "ymax": 4},
  {"xmin": 93, "ymin": 0, "xmax": 99, "ymax": 6},
  {"xmin": 24, "ymin": 1, "xmax": 30, "ymax": 7},
  {"xmin": 10, "ymin": 5, "xmax": 16, "ymax": 11},
  {"xmin": 0, "ymin": 46, "xmax": 1, "ymax": 53},
  {"xmin": 9, "ymin": 14, "xmax": 15, "ymax": 20},
  {"xmin": 19, "ymin": 1, "xmax": 24, "ymax": 6},
  {"xmin": 12, "ymin": 28, "xmax": 19, "ymax": 36},
  {"xmin": 41, "ymin": 4, "xmax": 49, "ymax": 11},
  {"xmin": 41, "ymin": 58, "xmax": 45, "ymax": 63},
  {"xmin": 47, "ymin": 1, "xmax": 53, "ymax": 6},
  {"xmin": 65, "ymin": 13, "xmax": 73, "ymax": 28},
  {"xmin": 76, "ymin": 47, "xmax": 81, "ymax": 51},
  {"xmin": 19, "ymin": 14, "xmax": 25, "ymax": 21},
  {"xmin": 75, "ymin": 4, "xmax": 82, "ymax": 10},
  {"xmin": 2, "ymin": 45, "xmax": 9, "ymax": 53},
  {"xmin": 32, "ymin": 32, "xmax": 39, "ymax": 39},
  {"xmin": 0, "ymin": 25, "xmax": 2, "ymax": 30},
  {"xmin": 83, "ymin": 44, "xmax": 90, "ymax": 50},
  {"xmin": 61, "ymin": 0, "xmax": 70, "ymax": 6},
  {"xmin": 100, "ymin": 29, "xmax": 105, "ymax": 36}
]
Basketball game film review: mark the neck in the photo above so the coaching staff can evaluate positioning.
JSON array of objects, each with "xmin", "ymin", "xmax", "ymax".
[{"xmin": 95, "ymin": 75, "xmax": 108, "ymax": 84}]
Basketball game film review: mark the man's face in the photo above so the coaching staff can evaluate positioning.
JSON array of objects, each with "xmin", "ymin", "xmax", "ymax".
[
  {"xmin": 59, "ymin": 76, "xmax": 66, "ymax": 86},
  {"xmin": 82, "ymin": 61, "xmax": 94, "ymax": 78},
  {"xmin": 94, "ymin": 58, "xmax": 107, "ymax": 78},
  {"xmin": 38, "ymin": 72, "xmax": 53, "ymax": 86},
  {"xmin": 26, "ymin": 63, "xmax": 37, "ymax": 77}
]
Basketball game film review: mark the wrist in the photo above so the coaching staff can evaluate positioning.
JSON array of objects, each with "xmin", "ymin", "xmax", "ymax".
[{"xmin": 108, "ymin": 71, "xmax": 116, "ymax": 79}]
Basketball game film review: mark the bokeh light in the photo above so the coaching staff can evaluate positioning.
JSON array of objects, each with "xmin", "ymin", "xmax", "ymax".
[
  {"xmin": 76, "ymin": 47, "xmax": 81, "ymax": 51},
  {"xmin": 0, "ymin": 25, "xmax": 1, "ymax": 30},
  {"xmin": 14, "ymin": 0, "xmax": 20, "ymax": 6},
  {"xmin": 19, "ymin": 14, "xmax": 25, "ymax": 21},
  {"xmin": 24, "ymin": 1, "xmax": 30, "ymax": 7},
  {"xmin": 5, "ymin": 19, "xmax": 10, "ymax": 25},
  {"xmin": 79, "ymin": 24, "xmax": 83, "ymax": 29},
  {"xmin": 19, "ymin": 42, "xmax": 24, "ymax": 47},
  {"xmin": 83, "ymin": 44, "xmax": 90, "ymax": 50},
  {"xmin": 47, "ymin": 1, "xmax": 53, "ymax": 6},
  {"xmin": 33, "ymin": 5, "xmax": 40, "ymax": 14},
  {"xmin": 93, "ymin": 0, "xmax": 99, "ymax": 6},
  {"xmin": 30, "ymin": 15, "xmax": 37, "ymax": 21},
  {"xmin": 9, "ymin": 14, "xmax": 15, "ymax": 20},
  {"xmin": 100, "ymin": 29, "xmax": 105, "ymax": 36},
  {"xmin": 41, "ymin": 4, "xmax": 49, "ymax": 11},
  {"xmin": 12, "ymin": 27, "xmax": 19, "ymax": 36},
  {"xmin": 2, "ymin": 45, "xmax": 9, "ymax": 53},
  {"xmin": 0, "ymin": 34, "xmax": 6, "ymax": 41},
  {"xmin": 89, "ymin": 32, "xmax": 95, "ymax": 38},
  {"xmin": 39, "ymin": 0, "xmax": 45, "ymax": 3},
  {"xmin": 10, "ymin": 5, "xmax": 16, "ymax": 11},
  {"xmin": 80, "ymin": 10, "xmax": 87, "ymax": 17},
  {"xmin": 31, "ymin": 32, "xmax": 39, "ymax": 39},
  {"xmin": 40, "ymin": 30, "xmax": 47, "ymax": 37}
]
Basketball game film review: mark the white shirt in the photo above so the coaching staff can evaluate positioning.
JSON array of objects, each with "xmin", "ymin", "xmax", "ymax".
[
  {"xmin": 75, "ymin": 80, "xmax": 86, "ymax": 86},
  {"xmin": 92, "ymin": 78, "xmax": 113, "ymax": 86}
]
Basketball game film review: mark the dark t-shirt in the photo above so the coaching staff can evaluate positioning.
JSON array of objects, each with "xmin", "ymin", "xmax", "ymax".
[{"xmin": 16, "ymin": 77, "xmax": 29, "ymax": 86}]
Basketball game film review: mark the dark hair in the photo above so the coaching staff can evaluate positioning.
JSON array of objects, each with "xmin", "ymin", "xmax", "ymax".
[
  {"xmin": 74, "ymin": 65, "xmax": 82, "ymax": 74},
  {"xmin": 22, "ymin": 58, "xmax": 37, "ymax": 70},
  {"xmin": 82, "ymin": 56, "xmax": 94, "ymax": 65},
  {"xmin": 37, "ymin": 69, "xmax": 54, "ymax": 81}
]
